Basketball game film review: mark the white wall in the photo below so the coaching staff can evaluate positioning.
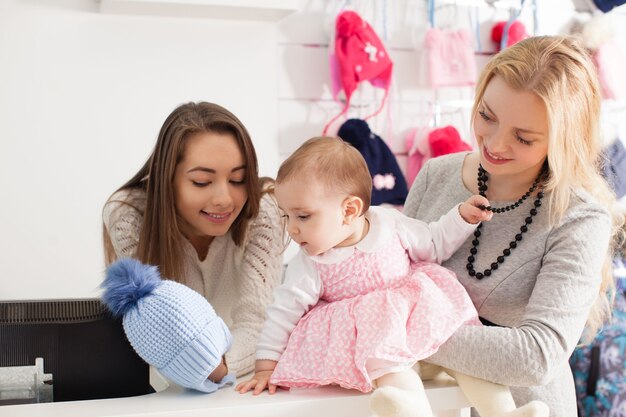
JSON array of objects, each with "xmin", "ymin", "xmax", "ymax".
[
  {"xmin": 0, "ymin": 0, "xmax": 281, "ymax": 299},
  {"xmin": 2, "ymin": 0, "xmax": 626, "ymax": 300}
]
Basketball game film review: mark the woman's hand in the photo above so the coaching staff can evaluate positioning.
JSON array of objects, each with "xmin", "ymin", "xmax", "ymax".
[
  {"xmin": 208, "ymin": 357, "xmax": 228, "ymax": 382},
  {"xmin": 459, "ymin": 195, "xmax": 493, "ymax": 224},
  {"xmin": 235, "ymin": 360, "xmax": 279, "ymax": 395}
]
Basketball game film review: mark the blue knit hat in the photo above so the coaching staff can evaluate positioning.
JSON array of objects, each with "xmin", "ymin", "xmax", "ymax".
[
  {"xmin": 101, "ymin": 258, "xmax": 234, "ymax": 393},
  {"xmin": 338, "ymin": 118, "xmax": 408, "ymax": 206}
]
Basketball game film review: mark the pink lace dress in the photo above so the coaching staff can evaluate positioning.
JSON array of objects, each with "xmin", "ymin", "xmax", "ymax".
[{"xmin": 268, "ymin": 208, "xmax": 480, "ymax": 393}]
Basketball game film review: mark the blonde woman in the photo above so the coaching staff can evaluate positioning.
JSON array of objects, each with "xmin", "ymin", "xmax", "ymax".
[
  {"xmin": 404, "ymin": 36, "xmax": 624, "ymax": 416},
  {"xmin": 102, "ymin": 102, "xmax": 284, "ymax": 377}
]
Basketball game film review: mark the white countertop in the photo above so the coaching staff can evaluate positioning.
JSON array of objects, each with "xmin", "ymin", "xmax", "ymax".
[{"xmin": 1, "ymin": 371, "xmax": 471, "ymax": 417}]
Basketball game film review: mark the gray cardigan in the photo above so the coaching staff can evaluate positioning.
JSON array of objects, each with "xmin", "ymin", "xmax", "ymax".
[{"xmin": 403, "ymin": 152, "xmax": 611, "ymax": 417}]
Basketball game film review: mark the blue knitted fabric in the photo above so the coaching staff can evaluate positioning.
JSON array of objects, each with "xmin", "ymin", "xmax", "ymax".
[
  {"xmin": 602, "ymin": 138, "xmax": 626, "ymax": 198},
  {"xmin": 102, "ymin": 259, "xmax": 234, "ymax": 393},
  {"xmin": 337, "ymin": 118, "xmax": 408, "ymax": 206}
]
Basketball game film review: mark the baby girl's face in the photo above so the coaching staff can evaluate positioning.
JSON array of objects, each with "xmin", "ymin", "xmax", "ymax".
[{"xmin": 275, "ymin": 178, "xmax": 354, "ymax": 257}]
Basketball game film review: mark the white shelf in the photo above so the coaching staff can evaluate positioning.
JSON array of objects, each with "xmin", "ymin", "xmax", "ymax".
[
  {"xmin": 1, "ymin": 374, "xmax": 471, "ymax": 417},
  {"xmin": 99, "ymin": 0, "xmax": 301, "ymax": 21}
]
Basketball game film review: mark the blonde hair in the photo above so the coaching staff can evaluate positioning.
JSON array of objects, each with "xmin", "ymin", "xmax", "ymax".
[
  {"xmin": 277, "ymin": 137, "xmax": 372, "ymax": 212},
  {"xmin": 103, "ymin": 102, "xmax": 264, "ymax": 282},
  {"xmin": 473, "ymin": 36, "xmax": 624, "ymax": 340}
]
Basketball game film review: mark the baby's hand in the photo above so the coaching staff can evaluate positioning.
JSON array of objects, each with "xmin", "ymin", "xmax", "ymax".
[
  {"xmin": 235, "ymin": 370, "xmax": 277, "ymax": 395},
  {"xmin": 459, "ymin": 195, "xmax": 493, "ymax": 224}
]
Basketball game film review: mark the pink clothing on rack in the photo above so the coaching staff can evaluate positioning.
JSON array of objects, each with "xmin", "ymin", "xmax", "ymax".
[
  {"xmin": 405, "ymin": 126, "xmax": 472, "ymax": 188},
  {"xmin": 593, "ymin": 41, "xmax": 626, "ymax": 100},
  {"xmin": 405, "ymin": 126, "xmax": 431, "ymax": 187}
]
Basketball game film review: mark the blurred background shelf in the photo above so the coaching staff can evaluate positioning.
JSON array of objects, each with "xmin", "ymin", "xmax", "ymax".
[{"xmin": 99, "ymin": 0, "xmax": 301, "ymax": 21}]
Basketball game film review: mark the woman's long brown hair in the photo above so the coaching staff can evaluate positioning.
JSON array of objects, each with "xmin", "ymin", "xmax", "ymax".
[{"xmin": 103, "ymin": 102, "xmax": 261, "ymax": 282}]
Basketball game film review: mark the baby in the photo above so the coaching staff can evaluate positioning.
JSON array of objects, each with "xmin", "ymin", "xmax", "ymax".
[{"xmin": 237, "ymin": 137, "xmax": 548, "ymax": 417}]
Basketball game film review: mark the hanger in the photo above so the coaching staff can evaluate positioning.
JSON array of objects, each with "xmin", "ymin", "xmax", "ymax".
[
  {"xmin": 434, "ymin": 1, "xmax": 460, "ymax": 30},
  {"xmin": 429, "ymin": 0, "xmax": 461, "ymax": 30}
]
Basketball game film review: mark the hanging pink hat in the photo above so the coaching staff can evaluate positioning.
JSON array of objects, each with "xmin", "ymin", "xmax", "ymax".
[
  {"xmin": 428, "ymin": 125, "xmax": 472, "ymax": 158},
  {"xmin": 491, "ymin": 20, "xmax": 528, "ymax": 51},
  {"xmin": 323, "ymin": 10, "xmax": 393, "ymax": 135}
]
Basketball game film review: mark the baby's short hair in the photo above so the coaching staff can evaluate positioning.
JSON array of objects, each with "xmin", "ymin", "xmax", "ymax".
[{"xmin": 277, "ymin": 137, "xmax": 372, "ymax": 212}]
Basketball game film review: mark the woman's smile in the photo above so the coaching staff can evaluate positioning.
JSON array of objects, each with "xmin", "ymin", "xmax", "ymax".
[
  {"xmin": 482, "ymin": 146, "xmax": 512, "ymax": 165},
  {"xmin": 200, "ymin": 210, "xmax": 232, "ymax": 224}
]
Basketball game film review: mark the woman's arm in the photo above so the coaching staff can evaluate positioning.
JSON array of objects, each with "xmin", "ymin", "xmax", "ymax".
[
  {"xmin": 425, "ymin": 206, "xmax": 611, "ymax": 387},
  {"xmin": 225, "ymin": 194, "xmax": 286, "ymax": 376}
]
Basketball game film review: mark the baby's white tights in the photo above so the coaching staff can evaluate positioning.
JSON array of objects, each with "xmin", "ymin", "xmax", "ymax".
[
  {"xmin": 446, "ymin": 368, "xmax": 550, "ymax": 417},
  {"xmin": 370, "ymin": 369, "xmax": 433, "ymax": 417},
  {"xmin": 369, "ymin": 366, "xmax": 550, "ymax": 417}
]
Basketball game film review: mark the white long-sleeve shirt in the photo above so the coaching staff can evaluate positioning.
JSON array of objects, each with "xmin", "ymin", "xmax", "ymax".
[{"xmin": 256, "ymin": 204, "xmax": 477, "ymax": 361}]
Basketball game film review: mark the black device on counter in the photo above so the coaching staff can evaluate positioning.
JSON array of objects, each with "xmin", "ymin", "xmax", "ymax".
[{"xmin": 0, "ymin": 299, "xmax": 152, "ymax": 405}]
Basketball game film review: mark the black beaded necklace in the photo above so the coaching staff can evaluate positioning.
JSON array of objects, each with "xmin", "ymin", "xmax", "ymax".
[{"xmin": 466, "ymin": 164, "xmax": 545, "ymax": 280}]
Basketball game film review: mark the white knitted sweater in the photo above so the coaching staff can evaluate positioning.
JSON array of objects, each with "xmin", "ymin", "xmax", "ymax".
[{"xmin": 103, "ymin": 189, "xmax": 284, "ymax": 376}]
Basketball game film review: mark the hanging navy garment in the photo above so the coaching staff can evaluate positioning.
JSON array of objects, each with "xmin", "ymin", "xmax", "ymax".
[
  {"xmin": 592, "ymin": 0, "xmax": 626, "ymax": 12},
  {"xmin": 337, "ymin": 119, "xmax": 408, "ymax": 206},
  {"xmin": 602, "ymin": 138, "xmax": 626, "ymax": 198}
]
